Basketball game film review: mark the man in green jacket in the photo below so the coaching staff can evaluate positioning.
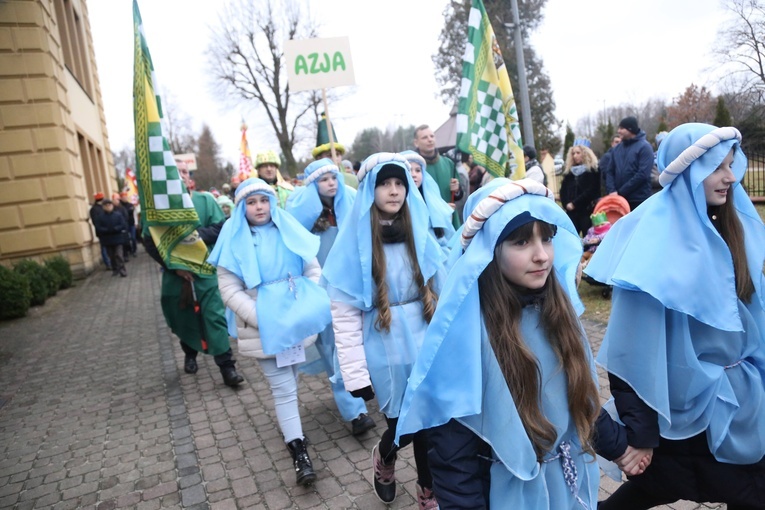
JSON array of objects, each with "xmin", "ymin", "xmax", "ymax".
[{"xmin": 413, "ymin": 124, "xmax": 464, "ymax": 228}]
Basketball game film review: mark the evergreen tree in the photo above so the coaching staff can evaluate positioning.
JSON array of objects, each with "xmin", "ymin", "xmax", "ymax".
[
  {"xmin": 713, "ymin": 96, "xmax": 733, "ymax": 127},
  {"xmin": 194, "ymin": 124, "xmax": 229, "ymax": 191},
  {"xmin": 432, "ymin": 0, "xmax": 561, "ymax": 155},
  {"xmin": 349, "ymin": 128, "xmax": 386, "ymax": 162},
  {"xmin": 596, "ymin": 121, "xmax": 615, "ymax": 155},
  {"xmin": 563, "ymin": 123, "xmax": 575, "ymax": 159}
]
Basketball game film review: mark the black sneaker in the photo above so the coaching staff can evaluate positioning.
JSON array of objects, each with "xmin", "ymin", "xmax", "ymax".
[
  {"xmin": 351, "ymin": 413, "xmax": 376, "ymax": 436},
  {"xmin": 372, "ymin": 442, "xmax": 396, "ymax": 503}
]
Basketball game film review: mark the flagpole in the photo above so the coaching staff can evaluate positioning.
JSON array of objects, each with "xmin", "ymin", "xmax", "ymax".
[{"xmin": 509, "ymin": 0, "xmax": 534, "ymax": 148}]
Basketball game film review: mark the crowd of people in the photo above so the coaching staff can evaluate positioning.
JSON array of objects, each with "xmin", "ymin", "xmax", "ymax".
[{"xmin": 86, "ymin": 119, "xmax": 765, "ymax": 509}]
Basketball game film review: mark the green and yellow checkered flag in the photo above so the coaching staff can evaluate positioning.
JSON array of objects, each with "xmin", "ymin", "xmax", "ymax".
[
  {"xmin": 456, "ymin": 0, "xmax": 525, "ymax": 180},
  {"xmin": 132, "ymin": 0, "xmax": 214, "ymax": 276}
]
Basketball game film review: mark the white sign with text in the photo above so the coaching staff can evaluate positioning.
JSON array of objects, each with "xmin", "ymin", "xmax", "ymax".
[{"xmin": 284, "ymin": 37, "xmax": 355, "ymax": 92}]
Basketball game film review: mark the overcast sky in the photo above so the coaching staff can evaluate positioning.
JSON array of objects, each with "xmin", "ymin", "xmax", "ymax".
[{"xmin": 89, "ymin": 0, "xmax": 729, "ymax": 166}]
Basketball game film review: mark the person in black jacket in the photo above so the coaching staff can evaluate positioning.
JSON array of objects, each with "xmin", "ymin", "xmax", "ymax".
[
  {"xmin": 119, "ymin": 192, "xmax": 138, "ymax": 257},
  {"xmin": 559, "ymin": 141, "xmax": 601, "ymax": 236},
  {"xmin": 599, "ymin": 135, "xmax": 621, "ymax": 195},
  {"xmin": 94, "ymin": 199, "xmax": 128, "ymax": 277},
  {"xmin": 604, "ymin": 116, "xmax": 654, "ymax": 210},
  {"xmin": 89, "ymin": 192, "xmax": 112, "ymax": 270}
]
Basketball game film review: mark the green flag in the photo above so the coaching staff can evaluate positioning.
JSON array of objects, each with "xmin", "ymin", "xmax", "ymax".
[
  {"xmin": 456, "ymin": 0, "xmax": 525, "ymax": 179},
  {"xmin": 132, "ymin": 0, "xmax": 214, "ymax": 276}
]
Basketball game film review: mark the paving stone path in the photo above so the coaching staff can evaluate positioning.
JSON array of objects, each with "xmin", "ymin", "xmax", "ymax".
[{"xmin": 0, "ymin": 251, "xmax": 726, "ymax": 509}]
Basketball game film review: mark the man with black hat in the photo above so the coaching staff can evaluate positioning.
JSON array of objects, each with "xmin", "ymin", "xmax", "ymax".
[{"xmin": 604, "ymin": 116, "xmax": 655, "ymax": 211}]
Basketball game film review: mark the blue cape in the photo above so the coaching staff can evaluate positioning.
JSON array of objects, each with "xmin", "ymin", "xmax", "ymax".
[
  {"xmin": 585, "ymin": 123, "xmax": 765, "ymax": 331},
  {"xmin": 207, "ymin": 178, "xmax": 320, "ymax": 289},
  {"xmin": 586, "ymin": 124, "xmax": 765, "ymax": 463},
  {"xmin": 400, "ymin": 150, "xmax": 456, "ymax": 239},
  {"xmin": 285, "ymin": 158, "xmax": 355, "ymax": 231},
  {"xmin": 207, "ymin": 178, "xmax": 331, "ymax": 355},
  {"xmin": 396, "ymin": 190, "xmax": 585, "ymax": 479},
  {"xmin": 321, "ymin": 153, "xmax": 445, "ymax": 309}
]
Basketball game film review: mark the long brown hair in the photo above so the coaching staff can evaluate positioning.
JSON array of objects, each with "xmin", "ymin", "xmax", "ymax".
[
  {"xmin": 715, "ymin": 192, "xmax": 755, "ymax": 302},
  {"xmin": 477, "ymin": 221, "xmax": 599, "ymax": 461},
  {"xmin": 370, "ymin": 202, "xmax": 437, "ymax": 332}
]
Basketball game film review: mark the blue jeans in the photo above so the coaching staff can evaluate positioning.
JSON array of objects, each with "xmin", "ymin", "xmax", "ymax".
[{"xmin": 100, "ymin": 244, "xmax": 111, "ymax": 268}]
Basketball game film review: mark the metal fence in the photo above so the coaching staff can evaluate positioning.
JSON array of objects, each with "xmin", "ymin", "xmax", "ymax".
[{"xmin": 744, "ymin": 151, "xmax": 765, "ymax": 198}]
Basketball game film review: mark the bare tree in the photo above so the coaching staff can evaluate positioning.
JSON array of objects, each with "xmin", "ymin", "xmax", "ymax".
[
  {"xmin": 162, "ymin": 91, "xmax": 197, "ymax": 155},
  {"xmin": 714, "ymin": 0, "xmax": 765, "ymax": 101},
  {"xmin": 112, "ymin": 146, "xmax": 136, "ymax": 181},
  {"xmin": 206, "ymin": 0, "xmax": 324, "ymax": 175}
]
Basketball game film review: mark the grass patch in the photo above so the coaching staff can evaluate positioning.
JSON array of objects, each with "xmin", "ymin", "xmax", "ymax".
[{"xmin": 579, "ymin": 277, "xmax": 612, "ymax": 323}]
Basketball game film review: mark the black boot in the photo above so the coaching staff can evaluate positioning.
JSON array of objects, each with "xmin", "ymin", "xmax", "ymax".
[
  {"xmin": 220, "ymin": 366, "xmax": 243, "ymax": 387},
  {"xmin": 287, "ymin": 438, "xmax": 316, "ymax": 486},
  {"xmin": 184, "ymin": 355, "xmax": 198, "ymax": 374}
]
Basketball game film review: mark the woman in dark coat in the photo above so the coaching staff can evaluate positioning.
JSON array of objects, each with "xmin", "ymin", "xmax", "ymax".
[{"xmin": 559, "ymin": 142, "xmax": 601, "ymax": 236}]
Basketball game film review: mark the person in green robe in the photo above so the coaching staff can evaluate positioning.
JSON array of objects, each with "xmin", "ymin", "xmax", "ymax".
[
  {"xmin": 413, "ymin": 124, "xmax": 464, "ymax": 228},
  {"xmin": 144, "ymin": 162, "xmax": 243, "ymax": 387}
]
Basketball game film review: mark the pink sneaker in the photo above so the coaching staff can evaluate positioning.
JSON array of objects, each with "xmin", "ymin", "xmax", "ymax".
[
  {"xmin": 416, "ymin": 482, "xmax": 439, "ymax": 510},
  {"xmin": 371, "ymin": 442, "xmax": 396, "ymax": 503}
]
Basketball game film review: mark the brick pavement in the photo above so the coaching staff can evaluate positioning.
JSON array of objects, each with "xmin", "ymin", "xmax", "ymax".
[{"xmin": 0, "ymin": 251, "xmax": 726, "ymax": 509}]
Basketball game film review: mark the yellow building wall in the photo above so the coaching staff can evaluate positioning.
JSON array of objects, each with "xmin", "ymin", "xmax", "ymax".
[{"xmin": 0, "ymin": 0, "xmax": 116, "ymax": 276}]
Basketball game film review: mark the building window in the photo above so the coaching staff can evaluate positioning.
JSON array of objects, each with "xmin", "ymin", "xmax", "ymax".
[{"xmin": 54, "ymin": 0, "xmax": 92, "ymax": 97}]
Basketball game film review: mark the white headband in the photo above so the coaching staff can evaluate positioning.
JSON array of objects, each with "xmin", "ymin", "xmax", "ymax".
[
  {"xmin": 303, "ymin": 163, "xmax": 338, "ymax": 186},
  {"xmin": 460, "ymin": 179, "xmax": 553, "ymax": 249},
  {"xmin": 659, "ymin": 126, "xmax": 741, "ymax": 187},
  {"xmin": 357, "ymin": 152, "xmax": 409, "ymax": 183},
  {"xmin": 234, "ymin": 181, "xmax": 275, "ymax": 206}
]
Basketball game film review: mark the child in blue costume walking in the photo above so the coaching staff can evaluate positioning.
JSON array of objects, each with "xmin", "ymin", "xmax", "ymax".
[
  {"xmin": 207, "ymin": 178, "xmax": 331, "ymax": 487},
  {"xmin": 397, "ymin": 179, "xmax": 611, "ymax": 509},
  {"xmin": 285, "ymin": 158, "xmax": 376, "ymax": 436},
  {"xmin": 588, "ymin": 124, "xmax": 765, "ymax": 509},
  {"xmin": 322, "ymin": 153, "xmax": 445, "ymax": 508},
  {"xmin": 400, "ymin": 150, "xmax": 456, "ymax": 250}
]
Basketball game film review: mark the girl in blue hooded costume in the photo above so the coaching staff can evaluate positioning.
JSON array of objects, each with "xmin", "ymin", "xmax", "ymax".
[
  {"xmin": 285, "ymin": 158, "xmax": 376, "ymax": 436},
  {"xmin": 322, "ymin": 152, "xmax": 445, "ymax": 508},
  {"xmin": 207, "ymin": 178, "xmax": 332, "ymax": 487},
  {"xmin": 400, "ymin": 150, "xmax": 456, "ymax": 250},
  {"xmin": 396, "ymin": 179, "xmax": 630, "ymax": 509},
  {"xmin": 587, "ymin": 124, "xmax": 765, "ymax": 509}
]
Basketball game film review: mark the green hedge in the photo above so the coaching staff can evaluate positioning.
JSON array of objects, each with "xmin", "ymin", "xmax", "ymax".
[
  {"xmin": 45, "ymin": 256, "xmax": 73, "ymax": 289},
  {"xmin": 0, "ymin": 265, "xmax": 31, "ymax": 319},
  {"xmin": 13, "ymin": 260, "xmax": 50, "ymax": 306}
]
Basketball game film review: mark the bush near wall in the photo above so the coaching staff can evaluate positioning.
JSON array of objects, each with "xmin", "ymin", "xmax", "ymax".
[
  {"xmin": 13, "ymin": 260, "xmax": 50, "ymax": 306},
  {"xmin": 45, "ymin": 256, "xmax": 73, "ymax": 289},
  {"xmin": 0, "ymin": 266, "xmax": 32, "ymax": 319}
]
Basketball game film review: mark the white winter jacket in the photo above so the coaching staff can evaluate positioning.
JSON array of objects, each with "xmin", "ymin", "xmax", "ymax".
[
  {"xmin": 217, "ymin": 258, "xmax": 321, "ymax": 359},
  {"xmin": 331, "ymin": 299, "xmax": 369, "ymax": 392}
]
